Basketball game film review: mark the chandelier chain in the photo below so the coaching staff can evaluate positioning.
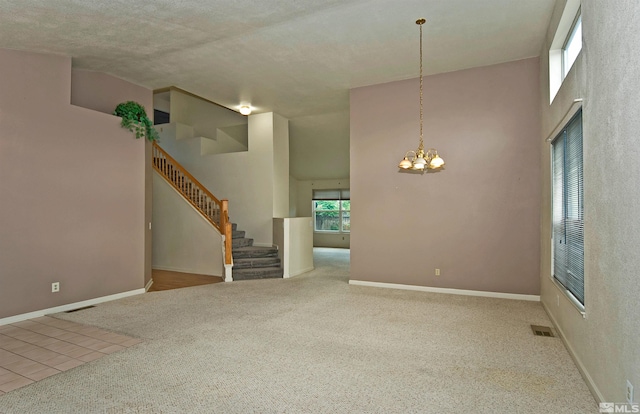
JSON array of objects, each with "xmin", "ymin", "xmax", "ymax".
[
  {"xmin": 396, "ymin": 18, "xmax": 444, "ymax": 172},
  {"xmin": 418, "ymin": 19, "xmax": 424, "ymax": 151}
]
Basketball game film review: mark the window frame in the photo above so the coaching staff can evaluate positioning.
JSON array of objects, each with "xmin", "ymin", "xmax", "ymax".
[
  {"xmin": 548, "ymin": 0, "xmax": 582, "ymax": 103},
  {"xmin": 562, "ymin": 10, "xmax": 582, "ymax": 79},
  {"xmin": 550, "ymin": 108, "xmax": 585, "ymax": 312},
  {"xmin": 312, "ymin": 190, "xmax": 350, "ymax": 234}
]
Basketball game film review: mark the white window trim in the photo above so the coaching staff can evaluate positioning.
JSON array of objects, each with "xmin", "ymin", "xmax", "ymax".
[
  {"xmin": 546, "ymin": 99, "xmax": 585, "ymax": 317},
  {"xmin": 312, "ymin": 200, "xmax": 350, "ymax": 234},
  {"xmin": 562, "ymin": 12, "xmax": 582, "ymax": 78},
  {"xmin": 552, "ymin": 277, "xmax": 586, "ymax": 317},
  {"xmin": 549, "ymin": 0, "xmax": 582, "ymax": 103}
]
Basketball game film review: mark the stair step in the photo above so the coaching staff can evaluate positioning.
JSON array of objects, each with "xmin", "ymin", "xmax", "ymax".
[
  {"xmin": 233, "ymin": 267, "xmax": 283, "ymax": 281},
  {"xmin": 232, "ymin": 237, "xmax": 253, "ymax": 248},
  {"xmin": 233, "ymin": 257, "xmax": 281, "ymax": 269},
  {"xmin": 233, "ymin": 246, "xmax": 279, "ymax": 259},
  {"xmin": 232, "ymin": 230, "xmax": 245, "ymax": 239},
  {"xmin": 231, "ymin": 223, "xmax": 237, "ymax": 231}
]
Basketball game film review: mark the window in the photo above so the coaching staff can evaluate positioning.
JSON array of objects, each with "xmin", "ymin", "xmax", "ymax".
[
  {"xmin": 552, "ymin": 109, "xmax": 584, "ymax": 305},
  {"xmin": 549, "ymin": 0, "xmax": 582, "ymax": 103},
  {"xmin": 562, "ymin": 11, "xmax": 582, "ymax": 78},
  {"xmin": 312, "ymin": 189, "xmax": 350, "ymax": 233}
]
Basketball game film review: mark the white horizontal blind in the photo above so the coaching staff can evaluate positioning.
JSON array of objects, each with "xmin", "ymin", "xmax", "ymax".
[
  {"xmin": 552, "ymin": 109, "xmax": 584, "ymax": 304},
  {"xmin": 553, "ymin": 130, "xmax": 567, "ymax": 288}
]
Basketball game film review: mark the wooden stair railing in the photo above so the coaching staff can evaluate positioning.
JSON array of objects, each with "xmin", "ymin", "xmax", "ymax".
[{"xmin": 152, "ymin": 142, "xmax": 232, "ymax": 266}]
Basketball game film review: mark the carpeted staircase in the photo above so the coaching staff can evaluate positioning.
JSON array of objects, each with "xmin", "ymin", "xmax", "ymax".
[{"xmin": 231, "ymin": 223, "xmax": 283, "ymax": 281}]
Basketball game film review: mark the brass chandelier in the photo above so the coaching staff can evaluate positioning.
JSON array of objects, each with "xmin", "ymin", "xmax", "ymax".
[{"xmin": 398, "ymin": 18, "xmax": 445, "ymax": 171}]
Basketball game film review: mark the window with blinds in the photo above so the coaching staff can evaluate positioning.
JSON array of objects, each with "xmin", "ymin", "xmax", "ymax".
[
  {"xmin": 312, "ymin": 189, "xmax": 350, "ymax": 233},
  {"xmin": 552, "ymin": 109, "xmax": 584, "ymax": 305}
]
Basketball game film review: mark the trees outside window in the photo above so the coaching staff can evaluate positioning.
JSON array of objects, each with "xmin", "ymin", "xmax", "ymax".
[{"xmin": 313, "ymin": 199, "xmax": 350, "ymax": 232}]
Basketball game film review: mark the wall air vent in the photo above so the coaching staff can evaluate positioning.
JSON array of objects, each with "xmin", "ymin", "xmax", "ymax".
[{"xmin": 531, "ymin": 325, "xmax": 555, "ymax": 337}]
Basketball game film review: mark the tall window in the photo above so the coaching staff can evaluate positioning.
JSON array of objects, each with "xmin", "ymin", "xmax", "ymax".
[
  {"xmin": 549, "ymin": 0, "xmax": 582, "ymax": 102},
  {"xmin": 562, "ymin": 10, "xmax": 582, "ymax": 79},
  {"xmin": 312, "ymin": 189, "xmax": 350, "ymax": 233},
  {"xmin": 552, "ymin": 109, "xmax": 584, "ymax": 305}
]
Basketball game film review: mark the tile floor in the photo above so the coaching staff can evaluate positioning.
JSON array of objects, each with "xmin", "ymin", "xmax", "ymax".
[{"xmin": 0, "ymin": 316, "xmax": 142, "ymax": 395}]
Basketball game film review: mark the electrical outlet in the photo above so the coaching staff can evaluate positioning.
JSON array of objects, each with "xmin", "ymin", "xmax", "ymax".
[
  {"xmin": 51, "ymin": 282, "xmax": 60, "ymax": 293},
  {"xmin": 627, "ymin": 380, "xmax": 634, "ymax": 404},
  {"xmin": 435, "ymin": 268, "xmax": 440, "ymax": 276}
]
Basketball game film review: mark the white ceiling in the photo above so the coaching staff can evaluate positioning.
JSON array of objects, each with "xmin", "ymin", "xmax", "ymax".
[{"xmin": 0, "ymin": 0, "xmax": 556, "ymax": 180}]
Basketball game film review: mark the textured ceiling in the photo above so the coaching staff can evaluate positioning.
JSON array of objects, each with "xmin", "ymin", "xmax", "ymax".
[{"xmin": 0, "ymin": 0, "xmax": 556, "ymax": 180}]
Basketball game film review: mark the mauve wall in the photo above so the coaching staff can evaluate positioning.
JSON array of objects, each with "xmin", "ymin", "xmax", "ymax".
[
  {"xmin": 350, "ymin": 58, "xmax": 541, "ymax": 294},
  {"xmin": 0, "ymin": 49, "xmax": 150, "ymax": 319},
  {"xmin": 71, "ymin": 68, "xmax": 154, "ymax": 287},
  {"xmin": 71, "ymin": 69, "xmax": 151, "ymax": 116}
]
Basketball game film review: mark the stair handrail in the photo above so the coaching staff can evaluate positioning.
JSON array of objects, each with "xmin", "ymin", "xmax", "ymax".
[{"xmin": 152, "ymin": 142, "xmax": 232, "ymax": 265}]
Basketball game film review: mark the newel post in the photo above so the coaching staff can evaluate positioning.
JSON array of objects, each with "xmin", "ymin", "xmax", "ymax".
[
  {"xmin": 221, "ymin": 200, "xmax": 233, "ymax": 281},
  {"xmin": 221, "ymin": 199, "xmax": 228, "ymax": 232}
]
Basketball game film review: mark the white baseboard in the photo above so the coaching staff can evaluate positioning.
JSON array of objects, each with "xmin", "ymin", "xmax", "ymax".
[
  {"xmin": 0, "ymin": 289, "xmax": 146, "ymax": 326},
  {"xmin": 542, "ymin": 301, "xmax": 604, "ymax": 403},
  {"xmin": 348, "ymin": 280, "xmax": 540, "ymax": 302},
  {"xmin": 287, "ymin": 266, "xmax": 315, "ymax": 278},
  {"xmin": 145, "ymin": 278, "xmax": 153, "ymax": 292}
]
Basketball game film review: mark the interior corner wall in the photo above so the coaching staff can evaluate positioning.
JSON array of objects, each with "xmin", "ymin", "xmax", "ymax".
[
  {"xmin": 272, "ymin": 217, "xmax": 313, "ymax": 278},
  {"xmin": 152, "ymin": 173, "xmax": 223, "ymax": 276},
  {"xmin": 169, "ymin": 89, "xmax": 248, "ymax": 147},
  {"xmin": 156, "ymin": 112, "xmax": 281, "ymax": 247},
  {"xmin": 145, "ymin": 140, "xmax": 153, "ymax": 287},
  {"xmin": 289, "ymin": 175, "xmax": 299, "ymax": 217},
  {"xmin": 0, "ymin": 49, "xmax": 149, "ymax": 319},
  {"xmin": 273, "ymin": 113, "xmax": 290, "ymax": 218},
  {"xmin": 71, "ymin": 68, "xmax": 154, "ymax": 287},
  {"xmin": 71, "ymin": 69, "xmax": 152, "ymax": 116},
  {"xmin": 295, "ymin": 178, "xmax": 350, "ymax": 248},
  {"xmin": 539, "ymin": 0, "xmax": 640, "ymax": 403},
  {"xmin": 350, "ymin": 58, "xmax": 541, "ymax": 294}
]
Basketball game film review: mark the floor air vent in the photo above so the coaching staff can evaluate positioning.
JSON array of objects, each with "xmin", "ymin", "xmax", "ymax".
[
  {"xmin": 65, "ymin": 305, "xmax": 96, "ymax": 313},
  {"xmin": 531, "ymin": 325, "xmax": 555, "ymax": 337}
]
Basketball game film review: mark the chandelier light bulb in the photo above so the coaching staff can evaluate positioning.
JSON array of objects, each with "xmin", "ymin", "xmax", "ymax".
[
  {"xmin": 430, "ymin": 154, "xmax": 445, "ymax": 168},
  {"xmin": 399, "ymin": 157, "xmax": 412, "ymax": 169}
]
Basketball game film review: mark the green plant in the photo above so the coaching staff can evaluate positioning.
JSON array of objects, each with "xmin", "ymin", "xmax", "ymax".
[{"xmin": 113, "ymin": 101, "xmax": 159, "ymax": 141}]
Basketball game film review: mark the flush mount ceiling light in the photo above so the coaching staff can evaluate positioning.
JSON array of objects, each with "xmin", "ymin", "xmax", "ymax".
[
  {"xmin": 239, "ymin": 105, "xmax": 252, "ymax": 115},
  {"xmin": 398, "ymin": 18, "xmax": 445, "ymax": 172}
]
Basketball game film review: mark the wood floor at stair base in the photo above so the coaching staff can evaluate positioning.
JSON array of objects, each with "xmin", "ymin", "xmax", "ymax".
[{"xmin": 149, "ymin": 270, "xmax": 223, "ymax": 292}]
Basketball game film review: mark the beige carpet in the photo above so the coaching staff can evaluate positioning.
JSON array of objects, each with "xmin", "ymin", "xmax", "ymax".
[{"xmin": 0, "ymin": 248, "xmax": 597, "ymax": 413}]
